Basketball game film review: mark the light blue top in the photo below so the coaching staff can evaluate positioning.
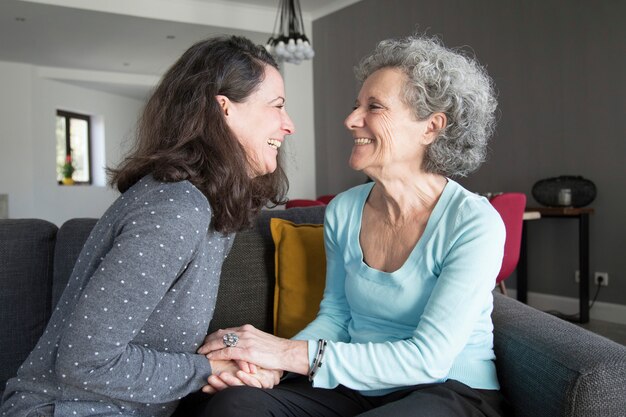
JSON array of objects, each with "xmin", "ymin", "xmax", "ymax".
[{"xmin": 294, "ymin": 179, "xmax": 505, "ymax": 396}]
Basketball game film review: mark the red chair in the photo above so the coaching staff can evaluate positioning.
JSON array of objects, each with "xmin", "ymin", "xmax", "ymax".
[
  {"xmin": 316, "ymin": 194, "xmax": 336, "ymax": 205},
  {"xmin": 489, "ymin": 193, "xmax": 526, "ymax": 295},
  {"xmin": 285, "ymin": 199, "xmax": 326, "ymax": 209}
]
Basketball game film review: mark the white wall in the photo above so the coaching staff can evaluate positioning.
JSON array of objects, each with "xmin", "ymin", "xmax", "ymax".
[
  {"xmin": 22, "ymin": 0, "xmax": 318, "ymax": 201},
  {"xmin": 281, "ymin": 28, "xmax": 317, "ymax": 200},
  {"xmin": 0, "ymin": 56, "xmax": 317, "ymax": 224},
  {"xmin": 0, "ymin": 62, "xmax": 36, "ymax": 220},
  {"xmin": 6, "ymin": 0, "xmax": 318, "ymax": 210},
  {"xmin": 0, "ymin": 60, "xmax": 144, "ymax": 225}
]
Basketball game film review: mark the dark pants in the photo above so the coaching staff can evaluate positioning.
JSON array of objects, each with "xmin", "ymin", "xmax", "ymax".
[{"xmin": 177, "ymin": 376, "xmax": 510, "ymax": 417}]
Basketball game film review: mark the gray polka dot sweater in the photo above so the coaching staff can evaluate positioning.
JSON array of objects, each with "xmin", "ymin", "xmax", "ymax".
[{"xmin": 1, "ymin": 175, "xmax": 234, "ymax": 417}]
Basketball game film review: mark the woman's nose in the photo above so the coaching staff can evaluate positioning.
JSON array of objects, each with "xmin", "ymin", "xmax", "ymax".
[
  {"xmin": 344, "ymin": 108, "xmax": 364, "ymax": 130},
  {"xmin": 283, "ymin": 112, "xmax": 295, "ymax": 135}
]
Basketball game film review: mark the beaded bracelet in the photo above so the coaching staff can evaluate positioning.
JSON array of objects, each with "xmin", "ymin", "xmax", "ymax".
[{"xmin": 308, "ymin": 339, "xmax": 328, "ymax": 382}]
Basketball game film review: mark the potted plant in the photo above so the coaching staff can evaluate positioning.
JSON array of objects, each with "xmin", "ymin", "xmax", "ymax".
[{"xmin": 61, "ymin": 154, "xmax": 75, "ymax": 185}]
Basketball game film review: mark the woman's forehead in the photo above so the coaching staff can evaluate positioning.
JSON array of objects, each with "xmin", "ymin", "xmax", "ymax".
[
  {"xmin": 360, "ymin": 68, "xmax": 406, "ymax": 98},
  {"xmin": 255, "ymin": 65, "xmax": 285, "ymax": 98}
]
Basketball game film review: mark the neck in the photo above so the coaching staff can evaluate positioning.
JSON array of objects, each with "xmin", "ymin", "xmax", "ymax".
[{"xmin": 367, "ymin": 172, "xmax": 447, "ymax": 224}]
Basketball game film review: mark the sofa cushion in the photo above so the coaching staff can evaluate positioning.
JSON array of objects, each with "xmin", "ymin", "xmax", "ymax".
[
  {"xmin": 209, "ymin": 222, "xmax": 275, "ymax": 333},
  {"xmin": 270, "ymin": 218, "xmax": 326, "ymax": 338},
  {"xmin": 209, "ymin": 206, "xmax": 326, "ymax": 334},
  {"xmin": 492, "ymin": 292, "xmax": 626, "ymax": 417},
  {"xmin": 0, "ymin": 219, "xmax": 57, "ymax": 397},
  {"xmin": 52, "ymin": 218, "xmax": 98, "ymax": 309}
]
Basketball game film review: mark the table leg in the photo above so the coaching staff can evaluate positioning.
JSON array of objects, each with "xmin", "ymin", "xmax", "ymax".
[
  {"xmin": 517, "ymin": 221, "xmax": 528, "ymax": 304},
  {"xmin": 579, "ymin": 213, "xmax": 590, "ymax": 323}
]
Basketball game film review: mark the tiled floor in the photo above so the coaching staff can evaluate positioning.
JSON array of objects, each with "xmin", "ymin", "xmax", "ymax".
[{"xmin": 578, "ymin": 319, "xmax": 626, "ymax": 346}]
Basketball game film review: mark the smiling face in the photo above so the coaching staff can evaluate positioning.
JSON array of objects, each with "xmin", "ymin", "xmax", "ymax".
[
  {"xmin": 219, "ymin": 65, "xmax": 295, "ymax": 177},
  {"xmin": 344, "ymin": 67, "xmax": 441, "ymax": 178}
]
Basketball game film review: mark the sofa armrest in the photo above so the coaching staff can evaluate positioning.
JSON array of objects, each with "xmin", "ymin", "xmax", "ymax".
[
  {"xmin": 0, "ymin": 219, "xmax": 57, "ymax": 397},
  {"xmin": 492, "ymin": 292, "xmax": 626, "ymax": 417}
]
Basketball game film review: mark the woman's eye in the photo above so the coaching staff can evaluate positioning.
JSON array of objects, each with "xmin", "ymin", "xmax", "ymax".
[{"xmin": 368, "ymin": 104, "xmax": 382, "ymax": 110}]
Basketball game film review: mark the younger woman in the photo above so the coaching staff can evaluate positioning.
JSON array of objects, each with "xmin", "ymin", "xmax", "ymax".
[{"xmin": 0, "ymin": 35, "xmax": 294, "ymax": 417}]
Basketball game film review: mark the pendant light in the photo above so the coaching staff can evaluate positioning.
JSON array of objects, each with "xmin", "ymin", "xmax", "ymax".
[{"xmin": 264, "ymin": 0, "xmax": 314, "ymax": 64}]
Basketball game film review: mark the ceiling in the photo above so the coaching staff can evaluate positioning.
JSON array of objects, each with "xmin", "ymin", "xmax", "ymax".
[
  {"xmin": 0, "ymin": 0, "xmax": 361, "ymax": 99},
  {"xmin": 212, "ymin": 0, "xmax": 347, "ymax": 12}
]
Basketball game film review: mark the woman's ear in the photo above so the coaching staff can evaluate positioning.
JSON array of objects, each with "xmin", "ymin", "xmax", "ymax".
[
  {"xmin": 423, "ymin": 112, "xmax": 447, "ymax": 145},
  {"xmin": 215, "ymin": 95, "xmax": 231, "ymax": 117}
]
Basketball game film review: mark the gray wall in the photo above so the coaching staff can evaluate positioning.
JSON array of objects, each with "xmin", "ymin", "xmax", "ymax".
[{"xmin": 313, "ymin": 0, "xmax": 626, "ymax": 306}]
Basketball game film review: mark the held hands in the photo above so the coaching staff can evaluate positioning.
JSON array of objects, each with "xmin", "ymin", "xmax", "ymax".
[
  {"xmin": 202, "ymin": 360, "xmax": 282, "ymax": 394},
  {"xmin": 198, "ymin": 325, "xmax": 309, "ymax": 376}
]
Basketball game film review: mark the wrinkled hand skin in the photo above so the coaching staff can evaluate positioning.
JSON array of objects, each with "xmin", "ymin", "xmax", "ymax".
[{"xmin": 198, "ymin": 325, "xmax": 310, "ymax": 376}]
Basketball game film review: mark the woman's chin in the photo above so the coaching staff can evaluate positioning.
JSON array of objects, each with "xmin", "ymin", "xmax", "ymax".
[
  {"xmin": 248, "ymin": 156, "xmax": 278, "ymax": 178},
  {"xmin": 349, "ymin": 152, "xmax": 369, "ymax": 172},
  {"xmin": 261, "ymin": 161, "xmax": 278, "ymax": 176},
  {"xmin": 348, "ymin": 159, "xmax": 365, "ymax": 172}
]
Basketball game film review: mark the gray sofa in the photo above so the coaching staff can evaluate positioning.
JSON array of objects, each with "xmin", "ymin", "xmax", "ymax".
[{"xmin": 1, "ymin": 206, "xmax": 625, "ymax": 417}]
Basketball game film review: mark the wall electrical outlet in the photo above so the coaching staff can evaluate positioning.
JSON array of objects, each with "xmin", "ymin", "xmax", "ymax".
[
  {"xmin": 574, "ymin": 270, "xmax": 580, "ymax": 283},
  {"xmin": 594, "ymin": 272, "xmax": 609, "ymax": 287}
]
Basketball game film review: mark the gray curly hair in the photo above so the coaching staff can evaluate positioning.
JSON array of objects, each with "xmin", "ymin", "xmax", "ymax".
[{"xmin": 355, "ymin": 35, "xmax": 497, "ymax": 177}]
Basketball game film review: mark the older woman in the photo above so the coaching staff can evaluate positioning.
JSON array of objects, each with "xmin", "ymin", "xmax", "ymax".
[{"xmin": 199, "ymin": 35, "xmax": 508, "ymax": 417}]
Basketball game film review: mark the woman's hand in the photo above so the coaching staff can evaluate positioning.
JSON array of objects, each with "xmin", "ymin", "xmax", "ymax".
[
  {"xmin": 201, "ymin": 365, "xmax": 283, "ymax": 394},
  {"xmin": 198, "ymin": 325, "xmax": 309, "ymax": 375}
]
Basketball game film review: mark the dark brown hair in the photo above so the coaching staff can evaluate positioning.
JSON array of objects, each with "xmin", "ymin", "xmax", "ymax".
[{"xmin": 109, "ymin": 36, "xmax": 288, "ymax": 233}]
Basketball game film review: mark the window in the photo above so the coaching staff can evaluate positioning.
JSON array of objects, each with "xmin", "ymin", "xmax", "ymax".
[{"xmin": 56, "ymin": 110, "xmax": 92, "ymax": 184}]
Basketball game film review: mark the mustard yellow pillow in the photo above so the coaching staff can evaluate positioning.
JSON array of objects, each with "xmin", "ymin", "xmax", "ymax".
[{"xmin": 270, "ymin": 218, "xmax": 326, "ymax": 339}]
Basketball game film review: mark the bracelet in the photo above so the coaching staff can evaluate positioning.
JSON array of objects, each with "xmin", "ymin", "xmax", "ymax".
[{"xmin": 308, "ymin": 339, "xmax": 328, "ymax": 382}]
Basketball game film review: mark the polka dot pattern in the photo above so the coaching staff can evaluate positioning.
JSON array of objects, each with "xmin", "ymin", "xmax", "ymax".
[{"xmin": 0, "ymin": 175, "xmax": 234, "ymax": 417}]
